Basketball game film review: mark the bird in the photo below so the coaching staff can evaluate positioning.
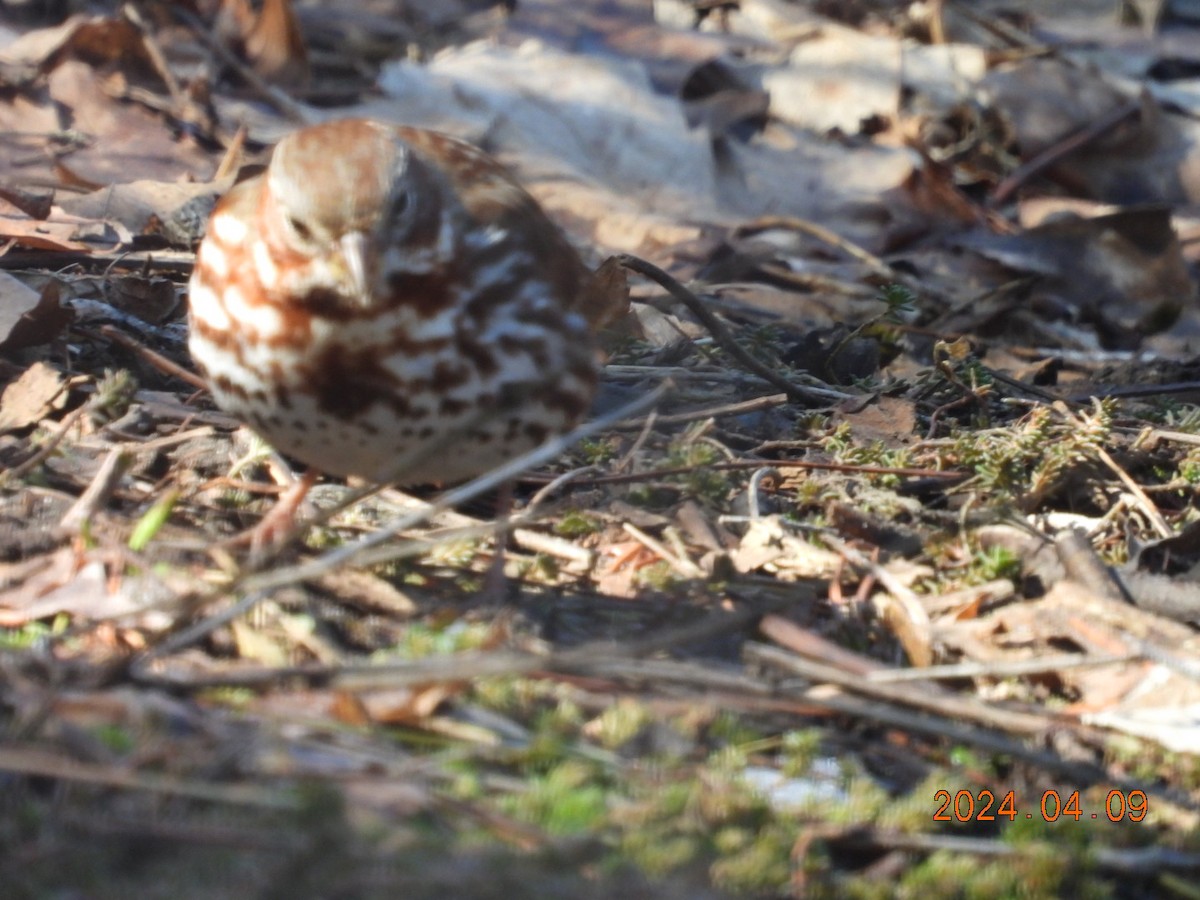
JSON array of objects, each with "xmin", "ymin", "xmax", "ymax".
[{"xmin": 187, "ymin": 118, "xmax": 611, "ymax": 541}]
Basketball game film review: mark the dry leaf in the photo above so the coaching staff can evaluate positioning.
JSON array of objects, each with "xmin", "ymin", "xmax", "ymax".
[
  {"xmin": 0, "ymin": 272, "xmax": 46, "ymax": 347},
  {"xmin": 357, "ymin": 683, "xmax": 463, "ymax": 725},
  {"xmin": 0, "ymin": 361, "xmax": 69, "ymax": 434},
  {"xmin": 730, "ymin": 516, "xmax": 842, "ymax": 579}
]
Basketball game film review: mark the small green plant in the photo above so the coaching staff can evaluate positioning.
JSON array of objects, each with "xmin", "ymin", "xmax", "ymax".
[
  {"xmin": 380, "ymin": 621, "xmax": 493, "ymax": 660},
  {"xmin": 578, "ymin": 436, "xmax": 619, "ymax": 465},
  {"xmin": 589, "ymin": 698, "xmax": 651, "ymax": 750},
  {"xmin": 665, "ymin": 437, "xmax": 733, "ymax": 507},
  {"xmin": 877, "ymin": 283, "xmax": 918, "ymax": 320},
  {"xmin": 0, "ymin": 616, "xmax": 65, "ymax": 650},
  {"xmin": 969, "ymin": 544, "xmax": 1021, "ymax": 584},
  {"xmin": 500, "ymin": 760, "xmax": 609, "ymax": 835},
  {"xmin": 554, "ymin": 510, "xmax": 602, "ymax": 538},
  {"xmin": 635, "ymin": 560, "xmax": 679, "ymax": 591},
  {"xmin": 1177, "ymin": 450, "xmax": 1200, "ymax": 485},
  {"xmin": 128, "ymin": 488, "xmax": 179, "ymax": 552},
  {"xmin": 87, "ymin": 368, "xmax": 138, "ymax": 427},
  {"xmin": 949, "ymin": 399, "xmax": 1114, "ymax": 510}
]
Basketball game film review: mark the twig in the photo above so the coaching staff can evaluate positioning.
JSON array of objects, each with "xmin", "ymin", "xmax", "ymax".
[
  {"xmin": 121, "ymin": 3, "xmax": 187, "ymax": 111},
  {"xmin": 136, "ymin": 585, "xmax": 806, "ymax": 690},
  {"xmin": 1055, "ymin": 528, "xmax": 1131, "ymax": 605},
  {"xmin": 730, "ymin": 214, "xmax": 952, "ymax": 306},
  {"xmin": 616, "ymin": 254, "xmax": 833, "ymax": 406},
  {"xmin": 733, "ymin": 215, "xmax": 895, "ymax": 281},
  {"xmin": 511, "ymin": 527, "xmax": 595, "ymax": 568},
  {"xmin": 1094, "ymin": 445, "xmax": 1171, "ymax": 539},
  {"xmin": 98, "ymin": 325, "xmax": 206, "ymax": 390},
  {"xmin": 990, "ymin": 99, "xmax": 1142, "ymax": 206},
  {"xmin": 847, "ymin": 829, "xmax": 1200, "ymax": 874},
  {"xmin": 865, "ymin": 651, "xmax": 1140, "ymax": 682},
  {"xmin": 614, "ymin": 409, "xmax": 656, "ymax": 473},
  {"xmin": 745, "ymin": 642, "xmax": 1057, "ymax": 734},
  {"xmin": 612, "ymin": 393, "xmax": 796, "ymax": 428},
  {"xmin": 622, "ymin": 522, "xmax": 706, "ymax": 580},
  {"xmin": 525, "ymin": 458, "xmax": 967, "ymax": 487},
  {"xmin": 818, "ymin": 533, "xmax": 935, "ymax": 666},
  {"xmin": 0, "ymin": 745, "xmax": 298, "ymax": 810},
  {"xmin": 169, "ymin": 5, "xmax": 311, "ymax": 125},
  {"xmin": 59, "ymin": 447, "xmax": 133, "ymax": 531},
  {"xmin": 5, "ymin": 405, "xmax": 88, "ymax": 480}
]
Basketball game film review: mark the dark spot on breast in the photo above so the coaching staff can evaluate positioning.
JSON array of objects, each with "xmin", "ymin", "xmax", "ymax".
[
  {"xmin": 440, "ymin": 397, "xmax": 469, "ymax": 416},
  {"xmin": 498, "ymin": 333, "xmax": 551, "ymax": 369},
  {"xmin": 388, "ymin": 270, "xmax": 455, "ymax": 318},
  {"xmin": 300, "ymin": 287, "xmax": 358, "ymax": 320},
  {"xmin": 431, "ymin": 360, "xmax": 469, "ymax": 390},
  {"xmin": 544, "ymin": 387, "xmax": 588, "ymax": 420},
  {"xmin": 515, "ymin": 303, "xmax": 564, "ymax": 330},
  {"xmin": 269, "ymin": 304, "xmax": 315, "ymax": 346},
  {"xmin": 524, "ymin": 422, "xmax": 550, "ymax": 444},
  {"xmin": 455, "ymin": 332, "xmax": 499, "ymax": 377},
  {"xmin": 463, "ymin": 266, "xmax": 522, "ymax": 320},
  {"xmin": 305, "ymin": 345, "xmax": 408, "ymax": 421},
  {"xmin": 388, "ymin": 326, "xmax": 452, "ymax": 356},
  {"xmin": 569, "ymin": 357, "xmax": 598, "ymax": 382}
]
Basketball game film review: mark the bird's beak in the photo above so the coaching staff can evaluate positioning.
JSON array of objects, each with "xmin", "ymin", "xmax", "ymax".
[{"xmin": 339, "ymin": 231, "xmax": 370, "ymax": 304}]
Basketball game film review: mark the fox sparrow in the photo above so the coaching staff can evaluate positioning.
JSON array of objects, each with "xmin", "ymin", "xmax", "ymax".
[{"xmin": 188, "ymin": 118, "xmax": 604, "ymax": 492}]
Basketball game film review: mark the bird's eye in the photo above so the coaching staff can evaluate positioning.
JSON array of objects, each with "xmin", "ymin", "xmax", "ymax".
[
  {"xmin": 287, "ymin": 215, "xmax": 313, "ymax": 242},
  {"xmin": 392, "ymin": 191, "xmax": 410, "ymax": 216}
]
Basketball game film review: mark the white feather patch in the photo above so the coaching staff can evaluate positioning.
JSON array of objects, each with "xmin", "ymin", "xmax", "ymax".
[
  {"xmin": 223, "ymin": 284, "xmax": 285, "ymax": 338},
  {"xmin": 211, "ymin": 211, "xmax": 248, "ymax": 245},
  {"xmin": 252, "ymin": 241, "xmax": 279, "ymax": 289},
  {"xmin": 187, "ymin": 279, "xmax": 230, "ymax": 331}
]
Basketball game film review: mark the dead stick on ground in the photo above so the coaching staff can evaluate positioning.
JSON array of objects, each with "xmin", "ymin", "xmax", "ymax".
[
  {"xmin": 991, "ymin": 99, "xmax": 1142, "ymax": 206},
  {"xmin": 616, "ymin": 253, "xmax": 834, "ymax": 406}
]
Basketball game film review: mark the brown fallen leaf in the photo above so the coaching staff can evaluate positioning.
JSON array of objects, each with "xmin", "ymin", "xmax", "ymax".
[
  {"xmin": 218, "ymin": 0, "xmax": 310, "ymax": 86},
  {"xmin": 0, "ymin": 273, "xmax": 47, "ymax": 348},
  {"xmin": 0, "ymin": 361, "xmax": 69, "ymax": 434},
  {"xmin": 959, "ymin": 205, "xmax": 1194, "ymax": 339},
  {"xmin": 830, "ymin": 395, "xmax": 917, "ymax": 445},
  {"xmin": 0, "ymin": 212, "xmax": 97, "ymax": 252},
  {"xmin": 356, "ymin": 682, "xmax": 464, "ymax": 725}
]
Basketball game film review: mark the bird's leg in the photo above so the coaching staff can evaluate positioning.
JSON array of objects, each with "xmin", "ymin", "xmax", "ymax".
[
  {"xmin": 219, "ymin": 467, "xmax": 320, "ymax": 559},
  {"xmin": 479, "ymin": 480, "xmax": 515, "ymax": 603}
]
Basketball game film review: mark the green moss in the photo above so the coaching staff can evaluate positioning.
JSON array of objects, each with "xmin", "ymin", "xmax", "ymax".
[
  {"xmin": 0, "ymin": 615, "xmax": 65, "ymax": 650},
  {"xmin": 554, "ymin": 511, "xmax": 603, "ymax": 538},
  {"xmin": 589, "ymin": 698, "xmax": 651, "ymax": 750},
  {"xmin": 634, "ymin": 560, "xmax": 680, "ymax": 591},
  {"xmin": 709, "ymin": 822, "xmax": 794, "ymax": 893},
  {"xmin": 500, "ymin": 760, "xmax": 609, "ymax": 835},
  {"xmin": 578, "ymin": 437, "xmax": 620, "ymax": 464},
  {"xmin": 90, "ymin": 724, "xmax": 135, "ymax": 755},
  {"xmin": 665, "ymin": 438, "xmax": 734, "ymax": 507},
  {"xmin": 707, "ymin": 711, "xmax": 765, "ymax": 748},
  {"xmin": 968, "ymin": 545, "xmax": 1021, "ymax": 584},
  {"xmin": 779, "ymin": 729, "xmax": 823, "ymax": 777}
]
